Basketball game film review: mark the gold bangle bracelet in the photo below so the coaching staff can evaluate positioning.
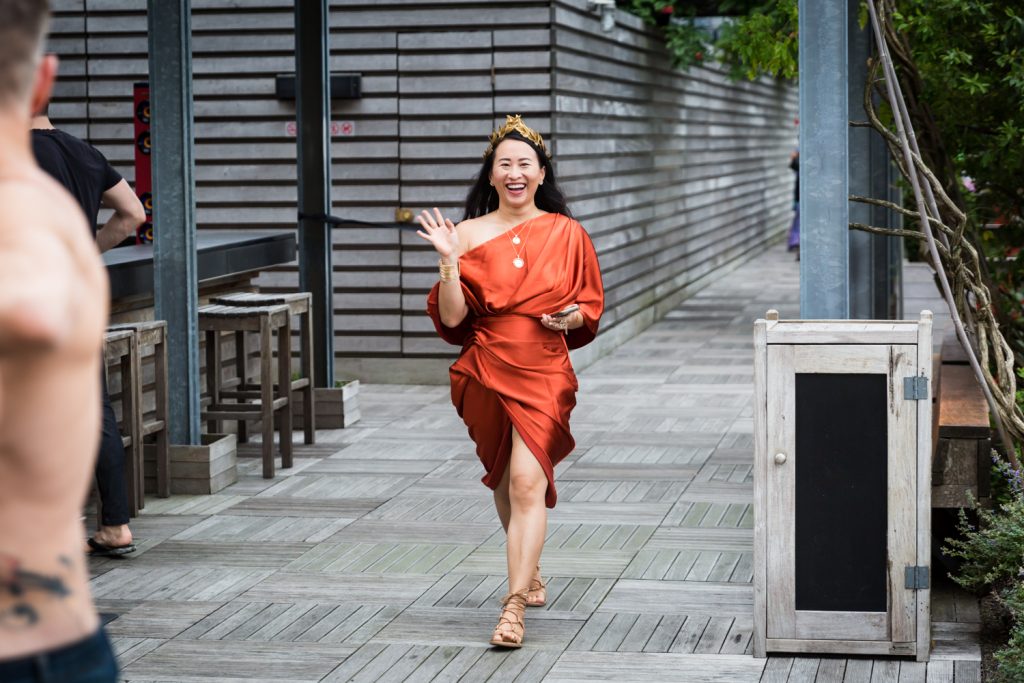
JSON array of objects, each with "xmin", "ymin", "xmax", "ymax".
[{"xmin": 439, "ymin": 258, "xmax": 459, "ymax": 282}]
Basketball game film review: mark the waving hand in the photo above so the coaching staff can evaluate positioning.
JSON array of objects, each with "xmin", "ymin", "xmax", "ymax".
[{"xmin": 415, "ymin": 208, "xmax": 460, "ymax": 260}]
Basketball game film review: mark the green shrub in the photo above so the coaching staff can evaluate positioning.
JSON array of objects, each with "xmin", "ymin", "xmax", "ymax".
[
  {"xmin": 945, "ymin": 457, "xmax": 1024, "ymax": 682},
  {"xmin": 997, "ymin": 579, "xmax": 1024, "ymax": 681}
]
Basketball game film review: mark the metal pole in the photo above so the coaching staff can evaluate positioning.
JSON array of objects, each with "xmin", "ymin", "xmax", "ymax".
[
  {"xmin": 799, "ymin": 0, "xmax": 849, "ymax": 319},
  {"xmin": 848, "ymin": 4, "xmax": 875, "ymax": 320},
  {"xmin": 148, "ymin": 0, "xmax": 199, "ymax": 444},
  {"xmin": 295, "ymin": 0, "xmax": 334, "ymax": 388}
]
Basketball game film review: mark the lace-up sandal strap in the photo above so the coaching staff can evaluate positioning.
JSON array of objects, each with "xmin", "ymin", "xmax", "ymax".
[
  {"xmin": 490, "ymin": 590, "xmax": 528, "ymax": 648},
  {"xmin": 501, "ymin": 590, "xmax": 529, "ymax": 609},
  {"xmin": 527, "ymin": 575, "xmax": 547, "ymax": 607}
]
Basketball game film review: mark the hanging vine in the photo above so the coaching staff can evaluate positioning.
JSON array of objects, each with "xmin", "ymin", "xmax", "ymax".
[{"xmin": 851, "ymin": 0, "xmax": 1024, "ymax": 464}]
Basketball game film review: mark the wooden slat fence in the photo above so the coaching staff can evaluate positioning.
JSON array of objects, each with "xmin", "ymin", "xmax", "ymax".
[{"xmin": 48, "ymin": 0, "xmax": 796, "ymax": 382}]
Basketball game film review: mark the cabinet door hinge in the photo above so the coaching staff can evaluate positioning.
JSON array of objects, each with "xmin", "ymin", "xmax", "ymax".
[
  {"xmin": 904, "ymin": 376, "xmax": 929, "ymax": 401},
  {"xmin": 905, "ymin": 565, "xmax": 929, "ymax": 589}
]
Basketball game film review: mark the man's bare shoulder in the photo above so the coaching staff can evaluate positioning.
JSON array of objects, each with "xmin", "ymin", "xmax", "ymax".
[
  {"xmin": 0, "ymin": 172, "xmax": 89, "ymax": 243},
  {"xmin": 0, "ymin": 173, "xmax": 103, "ymax": 347}
]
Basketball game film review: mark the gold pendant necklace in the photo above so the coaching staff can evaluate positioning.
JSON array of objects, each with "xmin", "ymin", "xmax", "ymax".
[
  {"xmin": 506, "ymin": 221, "xmax": 534, "ymax": 269},
  {"xmin": 509, "ymin": 220, "xmax": 529, "ymax": 246}
]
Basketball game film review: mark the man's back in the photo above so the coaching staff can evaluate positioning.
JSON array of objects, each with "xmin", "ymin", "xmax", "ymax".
[
  {"xmin": 32, "ymin": 127, "xmax": 123, "ymax": 236},
  {"xmin": 0, "ymin": 166, "xmax": 108, "ymax": 659}
]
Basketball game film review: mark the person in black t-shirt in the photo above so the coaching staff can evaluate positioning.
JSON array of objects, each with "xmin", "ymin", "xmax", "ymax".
[
  {"xmin": 32, "ymin": 105, "xmax": 144, "ymax": 251},
  {"xmin": 787, "ymin": 149, "xmax": 800, "ymax": 258},
  {"xmin": 32, "ymin": 102, "xmax": 145, "ymax": 557}
]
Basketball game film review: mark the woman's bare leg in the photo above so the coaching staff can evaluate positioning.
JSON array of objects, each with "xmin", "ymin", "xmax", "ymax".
[
  {"xmin": 493, "ymin": 461, "xmax": 511, "ymax": 532},
  {"xmin": 492, "ymin": 425, "xmax": 548, "ymax": 644},
  {"xmin": 493, "ymin": 445, "xmax": 545, "ymax": 607},
  {"xmin": 506, "ymin": 426, "xmax": 547, "ymax": 590}
]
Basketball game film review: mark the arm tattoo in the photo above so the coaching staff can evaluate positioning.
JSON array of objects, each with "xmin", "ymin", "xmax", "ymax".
[{"xmin": 0, "ymin": 554, "xmax": 72, "ymax": 630}]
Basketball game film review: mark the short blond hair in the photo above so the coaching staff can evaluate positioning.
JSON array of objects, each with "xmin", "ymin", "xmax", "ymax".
[{"xmin": 0, "ymin": 0, "xmax": 49, "ymax": 106}]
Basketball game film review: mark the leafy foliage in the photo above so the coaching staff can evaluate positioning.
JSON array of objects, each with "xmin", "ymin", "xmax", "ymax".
[
  {"xmin": 625, "ymin": 1, "xmax": 797, "ymax": 77},
  {"xmin": 945, "ymin": 456, "xmax": 1024, "ymax": 681},
  {"xmin": 946, "ymin": 459, "xmax": 1023, "ymax": 590},
  {"xmin": 715, "ymin": 2, "xmax": 798, "ymax": 80},
  {"xmin": 886, "ymin": 1, "xmax": 1024, "ymax": 364},
  {"xmin": 999, "ymin": 579, "xmax": 1024, "ymax": 681}
]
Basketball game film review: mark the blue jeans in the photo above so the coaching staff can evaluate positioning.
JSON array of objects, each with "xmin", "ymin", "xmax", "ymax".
[{"xmin": 0, "ymin": 629, "xmax": 118, "ymax": 683}]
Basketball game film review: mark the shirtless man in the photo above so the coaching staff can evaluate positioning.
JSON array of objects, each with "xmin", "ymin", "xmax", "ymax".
[{"xmin": 0, "ymin": 1, "xmax": 118, "ymax": 680}]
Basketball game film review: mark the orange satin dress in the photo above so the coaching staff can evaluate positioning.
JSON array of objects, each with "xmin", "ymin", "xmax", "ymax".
[{"xmin": 427, "ymin": 212, "xmax": 604, "ymax": 508}]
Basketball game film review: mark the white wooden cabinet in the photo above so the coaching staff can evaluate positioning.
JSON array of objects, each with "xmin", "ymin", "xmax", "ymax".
[{"xmin": 753, "ymin": 311, "xmax": 932, "ymax": 661}]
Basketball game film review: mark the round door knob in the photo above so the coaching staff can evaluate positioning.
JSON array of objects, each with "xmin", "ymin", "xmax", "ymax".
[{"xmin": 774, "ymin": 452, "xmax": 787, "ymax": 465}]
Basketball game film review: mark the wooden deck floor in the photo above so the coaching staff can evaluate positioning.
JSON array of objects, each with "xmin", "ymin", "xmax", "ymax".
[{"xmin": 92, "ymin": 244, "xmax": 982, "ymax": 682}]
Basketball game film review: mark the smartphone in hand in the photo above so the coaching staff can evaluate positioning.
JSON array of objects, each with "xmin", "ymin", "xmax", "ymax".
[{"xmin": 551, "ymin": 304, "xmax": 580, "ymax": 319}]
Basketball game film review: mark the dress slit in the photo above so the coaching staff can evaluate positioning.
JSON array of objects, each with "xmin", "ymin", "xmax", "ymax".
[{"xmin": 496, "ymin": 395, "xmax": 556, "ymax": 507}]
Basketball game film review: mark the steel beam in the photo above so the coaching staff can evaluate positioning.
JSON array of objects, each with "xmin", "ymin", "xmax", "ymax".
[
  {"xmin": 799, "ymin": 0, "xmax": 849, "ymax": 318},
  {"xmin": 147, "ymin": 0, "xmax": 199, "ymax": 444},
  {"xmin": 294, "ymin": 0, "xmax": 334, "ymax": 388},
  {"xmin": 848, "ymin": 3, "xmax": 876, "ymax": 319}
]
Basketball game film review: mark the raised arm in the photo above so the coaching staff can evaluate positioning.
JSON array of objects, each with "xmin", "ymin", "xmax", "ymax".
[
  {"xmin": 417, "ymin": 207, "xmax": 469, "ymax": 328},
  {"xmin": 95, "ymin": 179, "xmax": 145, "ymax": 252}
]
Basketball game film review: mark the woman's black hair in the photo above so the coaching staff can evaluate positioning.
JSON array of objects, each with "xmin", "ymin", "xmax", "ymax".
[{"xmin": 462, "ymin": 131, "xmax": 573, "ymax": 221}]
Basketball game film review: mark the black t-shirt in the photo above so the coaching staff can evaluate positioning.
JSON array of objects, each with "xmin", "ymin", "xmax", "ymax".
[{"xmin": 31, "ymin": 128, "xmax": 123, "ymax": 234}]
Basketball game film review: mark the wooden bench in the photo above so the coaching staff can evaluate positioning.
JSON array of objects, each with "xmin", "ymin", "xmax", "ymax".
[{"xmin": 932, "ymin": 333, "xmax": 992, "ymax": 508}]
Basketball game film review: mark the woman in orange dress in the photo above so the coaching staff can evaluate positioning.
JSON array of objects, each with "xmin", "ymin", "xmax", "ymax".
[{"xmin": 417, "ymin": 115, "xmax": 604, "ymax": 648}]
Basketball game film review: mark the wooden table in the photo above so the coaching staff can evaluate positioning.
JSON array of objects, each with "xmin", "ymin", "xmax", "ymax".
[{"xmin": 104, "ymin": 229, "xmax": 296, "ymax": 305}]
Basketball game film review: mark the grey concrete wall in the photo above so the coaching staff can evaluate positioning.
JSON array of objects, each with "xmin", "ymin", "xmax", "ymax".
[{"xmin": 49, "ymin": 0, "xmax": 797, "ymax": 383}]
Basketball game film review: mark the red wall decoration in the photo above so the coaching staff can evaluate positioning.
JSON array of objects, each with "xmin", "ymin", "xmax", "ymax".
[{"xmin": 133, "ymin": 82, "xmax": 152, "ymax": 244}]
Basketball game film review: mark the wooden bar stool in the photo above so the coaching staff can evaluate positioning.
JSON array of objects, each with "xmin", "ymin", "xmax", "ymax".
[
  {"xmin": 108, "ymin": 320, "xmax": 170, "ymax": 498},
  {"xmin": 102, "ymin": 328, "xmax": 144, "ymax": 516},
  {"xmin": 210, "ymin": 291, "xmax": 315, "ymax": 444},
  {"xmin": 199, "ymin": 303, "xmax": 293, "ymax": 478}
]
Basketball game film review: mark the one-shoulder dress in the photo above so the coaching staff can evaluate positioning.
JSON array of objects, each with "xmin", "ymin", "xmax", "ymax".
[{"xmin": 426, "ymin": 212, "xmax": 604, "ymax": 508}]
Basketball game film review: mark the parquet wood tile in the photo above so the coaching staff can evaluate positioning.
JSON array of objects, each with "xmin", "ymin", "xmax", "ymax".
[
  {"xmin": 122, "ymin": 640, "xmax": 352, "ymax": 681},
  {"xmin": 88, "ymin": 246, "xmax": 979, "ymax": 682}
]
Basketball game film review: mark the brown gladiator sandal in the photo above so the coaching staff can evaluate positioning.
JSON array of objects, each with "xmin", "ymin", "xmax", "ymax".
[
  {"xmin": 526, "ymin": 566, "xmax": 547, "ymax": 607},
  {"xmin": 490, "ymin": 590, "xmax": 528, "ymax": 648}
]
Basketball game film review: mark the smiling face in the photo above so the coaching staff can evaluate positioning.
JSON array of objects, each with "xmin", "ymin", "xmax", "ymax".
[{"xmin": 489, "ymin": 138, "xmax": 546, "ymax": 212}]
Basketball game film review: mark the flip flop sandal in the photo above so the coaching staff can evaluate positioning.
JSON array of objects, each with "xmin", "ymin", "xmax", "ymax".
[{"xmin": 87, "ymin": 537, "xmax": 136, "ymax": 558}]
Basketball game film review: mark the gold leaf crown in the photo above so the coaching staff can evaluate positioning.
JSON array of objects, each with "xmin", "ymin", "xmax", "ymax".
[{"xmin": 483, "ymin": 114, "xmax": 550, "ymax": 159}]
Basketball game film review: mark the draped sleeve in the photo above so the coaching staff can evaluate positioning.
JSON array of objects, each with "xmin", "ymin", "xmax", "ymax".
[
  {"xmin": 565, "ymin": 227, "xmax": 604, "ymax": 350},
  {"xmin": 426, "ymin": 279, "xmax": 476, "ymax": 346}
]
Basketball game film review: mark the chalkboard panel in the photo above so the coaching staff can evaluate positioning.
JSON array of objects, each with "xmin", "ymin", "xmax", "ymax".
[{"xmin": 795, "ymin": 373, "xmax": 888, "ymax": 612}]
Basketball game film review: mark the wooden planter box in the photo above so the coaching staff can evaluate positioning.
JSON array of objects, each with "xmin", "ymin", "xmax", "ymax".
[
  {"xmin": 167, "ymin": 433, "xmax": 238, "ymax": 495},
  {"xmin": 293, "ymin": 381, "xmax": 360, "ymax": 429},
  {"xmin": 753, "ymin": 311, "xmax": 933, "ymax": 661}
]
